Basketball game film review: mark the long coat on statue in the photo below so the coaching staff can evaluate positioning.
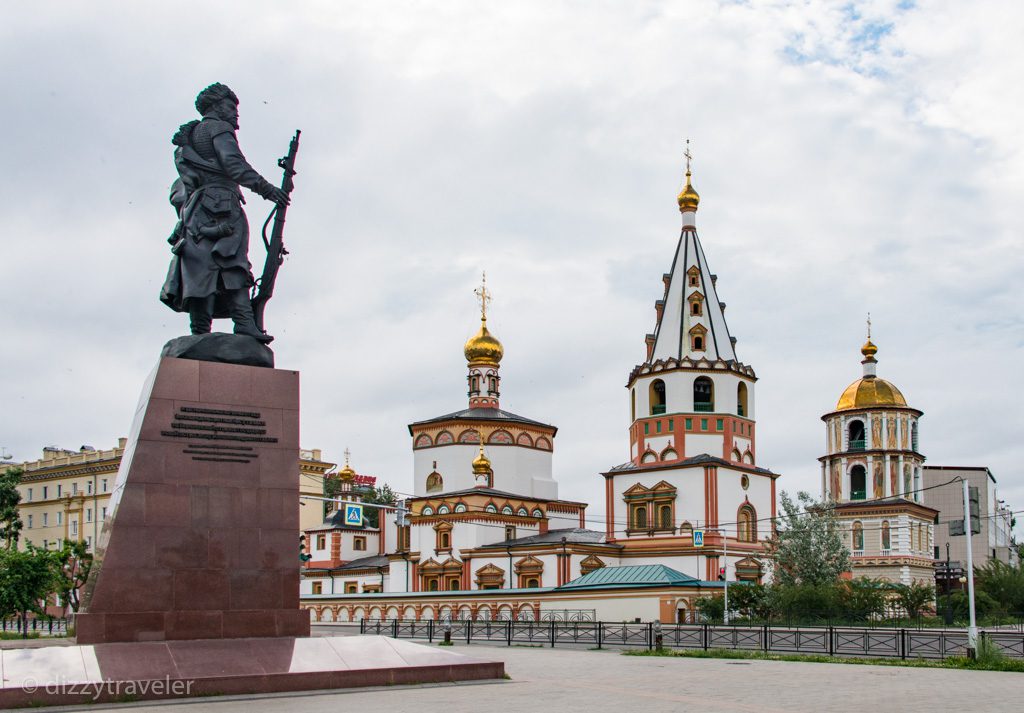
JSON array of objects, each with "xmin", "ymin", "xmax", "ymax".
[{"xmin": 160, "ymin": 117, "xmax": 275, "ymax": 317}]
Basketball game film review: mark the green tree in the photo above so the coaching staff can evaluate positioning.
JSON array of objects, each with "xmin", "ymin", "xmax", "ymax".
[
  {"xmin": 765, "ymin": 491, "xmax": 850, "ymax": 587},
  {"xmin": 893, "ymin": 581, "xmax": 935, "ymax": 620},
  {"xmin": 362, "ymin": 484, "xmax": 398, "ymax": 528},
  {"xmin": 0, "ymin": 467, "xmax": 24, "ymax": 549},
  {"xmin": 973, "ymin": 560, "xmax": 1024, "ymax": 615},
  {"xmin": 54, "ymin": 540, "xmax": 93, "ymax": 614},
  {"xmin": 0, "ymin": 545, "xmax": 58, "ymax": 637}
]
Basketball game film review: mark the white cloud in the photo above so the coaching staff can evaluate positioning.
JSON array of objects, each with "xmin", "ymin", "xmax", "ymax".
[{"xmin": 1, "ymin": 0, "xmax": 1021, "ymax": 535}]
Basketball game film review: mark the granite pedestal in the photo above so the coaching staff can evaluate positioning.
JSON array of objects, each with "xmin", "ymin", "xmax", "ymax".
[{"xmin": 76, "ymin": 357, "xmax": 308, "ymax": 643}]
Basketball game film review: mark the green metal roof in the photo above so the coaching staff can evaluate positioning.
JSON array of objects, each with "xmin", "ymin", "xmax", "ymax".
[{"xmin": 557, "ymin": 564, "xmax": 707, "ymax": 591}]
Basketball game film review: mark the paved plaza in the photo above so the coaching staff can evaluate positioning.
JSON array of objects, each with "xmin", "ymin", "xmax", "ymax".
[{"xmin": 60, "ymin": 637, "xmax": 1020, "ymax": 713}]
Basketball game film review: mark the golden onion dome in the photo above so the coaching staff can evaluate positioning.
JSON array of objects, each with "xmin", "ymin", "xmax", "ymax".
[
  {"xmin": 861, "ymin": 339, "xmax": 878, "ymax": 358},
  {"xmin": 472, "ymin": 445, "xmax": 492, "ymax": 474},
  {"xmin": 677, "ymin": 171, "xmax": 700, "ymax": 211},
  {"xmin": 464, "ymin": 318, "xmax": 504, "ymax": 366},
  {"xmin": 338, "ymin": 464, "xmax": 356, "ymax": 482},
  {"xmin": 836, "ymin": 377, "xmax": 907, "ymax": 411}
]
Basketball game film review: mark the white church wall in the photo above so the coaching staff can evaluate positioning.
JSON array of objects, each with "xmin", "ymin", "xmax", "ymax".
[
  {"xmin": 413, "ymin": 443, "xmax": 554, "ymax": 498},
  {"xmin": 684, "ymin": 433, "xmax": 724, "ymax": 459}
]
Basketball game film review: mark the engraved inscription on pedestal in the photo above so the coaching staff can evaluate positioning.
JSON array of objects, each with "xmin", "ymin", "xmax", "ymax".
[{"xmin": 161, "ymin": 406, "xmax": 279, "ymax": 464}]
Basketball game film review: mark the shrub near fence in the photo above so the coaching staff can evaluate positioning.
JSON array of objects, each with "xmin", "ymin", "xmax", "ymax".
[{"xmin": 360, "ymin": 619, "xmax": 1024, "ymax": 661}]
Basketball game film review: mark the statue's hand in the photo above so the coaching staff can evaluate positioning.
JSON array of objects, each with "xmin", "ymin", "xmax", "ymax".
[{"xmin": 267, "ymin": 186, "xmax": 291, "ymax": 206}]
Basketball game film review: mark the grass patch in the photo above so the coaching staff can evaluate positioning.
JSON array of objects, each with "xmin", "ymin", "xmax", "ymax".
[
  {"xmin": 622, "ymin": 647, "xmax": 1024, "ymax": 672},
  {"xmin": 0, "ymin": 632, "xmax": 41, "ymax": 640},
  {"xmin": 437, "ymin": 640, "xmax": 454, "ymax": 647}
]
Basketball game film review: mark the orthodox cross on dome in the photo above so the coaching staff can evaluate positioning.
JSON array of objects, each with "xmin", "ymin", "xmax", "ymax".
[
  {"xmin": 343, "ymin": 447, "xmax": 351, "ymax": 468},
  {"xmin": 474, "ymin": 271, "xmax": 492, "ymax": 321},
  {"xmin": 684, "ymin": 138, "xmax": 692, "ymax": 174},
  {"xmin": 866, "ymin": 312, "xmax": 872, "ymax": 340}
]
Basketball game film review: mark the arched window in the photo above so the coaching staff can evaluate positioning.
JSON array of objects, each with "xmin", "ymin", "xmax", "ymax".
[
  {"xmin": 488, "ymin": 376, "xmax": 497, "ymax": 394},
  {"xmin": 737, "ymin": 505, "xmax": 756, "ymax": 542},
  {"xmin": 649, "ymin": 379, "xmax": 666, "ymax": 415},
  {"xmin": 850, "ymin": 465, "xmax": 866, "ymax": 500},
  {"xmin": 437, "ymin": 504, "xmax": 450, "ymax": 514},
  {"xmin": 732, "ymin": 448, "xmax": 742, "ymax": 462},
  {"xmin": 691, "ymin": 300, "xmax": 702, "ymax": 316},
  {"xmin": 658, "ymin": 504, "xmax": 672, "ymax": 529},
  {"xmin": 848, "ymin": 420, "xmax": 865, "ymax": 450},
  {"xmin": 421, "ymin": 506, "xmax": 435, "ymax": 516},
  {"xmin": 852, "ymin": 521, "xmax": 864, "ymax": 551},
  {"xmin": 881, "ymin": 520, "xmax": 891, "ymax": 550},
  {"xmin": 501, "ymin": 505, "xmax": 514, "ymax": 515},
  {"xmin": 911, "ymin": 422, "xmax": 919, "ymax": 451},
  {"xmin": 631, "ymin": 389, "xmax": 636, "ymax": 421},
  {"xmin": 426, "ymin": 471, "xmax": 443, "ymax": 492},
  {"xmin": 694, "ymin": 376, "xmax": 714, "ymax": 411},
  {"xmin": 454, "ymin": 503, "xmax": 467, "ymax": 513},
  {"xmin": 469, "ymin": 374, "xmax": 480, "ymax": 394},
  {"xmin": 633, "ymin": 505, "xmax": 647, "ymax": 529},
  {"xmin": 737, "ymin": 383, "xmax": 748, "ymax": 417},
  {"xmin": 692, "ymin": 335, "xmax": 705, "ymax": 351},
  {"xmin": 484, "ymin": 503, "xmax": 497, "ymax": 513}
]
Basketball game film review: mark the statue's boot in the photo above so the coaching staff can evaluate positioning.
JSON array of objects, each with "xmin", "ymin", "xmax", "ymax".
[
  {"xmin": 227, "ymin": 289, "xmax": 274, "ymax": 344},
  {"xmin": 189, "ymin": 295, "xmax": 215, "ymax": 335}
]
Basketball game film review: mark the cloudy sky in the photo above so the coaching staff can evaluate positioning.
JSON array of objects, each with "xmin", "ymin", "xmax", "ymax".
[{"xmin": 2, "ymin": 1, "xmax": 1021, "ymax": 534}]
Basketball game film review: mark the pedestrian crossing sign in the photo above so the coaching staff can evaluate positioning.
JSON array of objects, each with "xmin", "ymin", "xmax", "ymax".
[{"xmin": 344, "ymin": 502, "xmax": 363, "ymax": 527}]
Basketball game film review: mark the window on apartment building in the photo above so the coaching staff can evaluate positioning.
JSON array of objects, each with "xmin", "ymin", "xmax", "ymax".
[
  {"xmin": 72, "ymin": 483, "xmax": 78, "ymax": 495},
  {"xmin": 101, "ymin": 479, "xmax": 108, "ymax": 492},
  {"xmin": 71, "ymin": 521, "xmax": 78, "ymax": 536},
  {"xmin": 102, "ymin": 507, "xmax": 108, "ymax": 519},
  {"xmin": 27, "ymin": 515, "xmax": 33, "ymax": 529},
  {"xmin": 87, "ymin": 481, "xmax": 93, "ymax": 494},
  {"xmin": 57, "ymin": 512, "xmax": 62, "ymax": 525},
  {"xmin": 316, "ymin": 534, "xmax": 326, "ymax": 549},
  {"xmin": 312, "ymin": 582, "xmax": 323, "ymax": 595},
  {"xmin": 86, "ymin": 509, "xmax": 92, "ymax": 523},
  {"xmin": 353, "ymin": 536, "xmax": 366, "ymax": 551},
  {"xmin": 43, "ymin": 486, "xmax": 48, "ymax": 499},
  {"xmin": 43, "ymin": 513, "xmax": 49, "ymax": 526},
  {"xmin": 86, "ymin": 536, "xmax": 92, "ymax": 550},
  {"xmin": 27, "ymin": 488, "xmax": 33, "ymax": 502},
  {"xmin": 43, "ymin": 539, "xmax": 48, "ymax": 548},
  {"xmin": 57, "ymin": 484, "xmax": 62, "ymax": 497}
]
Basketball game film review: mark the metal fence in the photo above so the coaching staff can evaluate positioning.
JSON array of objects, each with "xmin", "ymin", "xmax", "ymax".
[
  {"xmin": 1, "ymin": 617, "xmax": 70, "ymax": 637},
  {"xmin": 359, "ymin": 619, "xmax": 1024, "ymax": 661}
]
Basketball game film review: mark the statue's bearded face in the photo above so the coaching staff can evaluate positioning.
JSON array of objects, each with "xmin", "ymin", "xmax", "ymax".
[{"xmin": 211, "ymin": 98, "xmax": 240, "ymax": 129}]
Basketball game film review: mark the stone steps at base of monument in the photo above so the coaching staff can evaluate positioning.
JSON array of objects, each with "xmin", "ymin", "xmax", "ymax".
[{"xmin": 0, "ymin": 635, "xmax": 504, "ymax": 707}]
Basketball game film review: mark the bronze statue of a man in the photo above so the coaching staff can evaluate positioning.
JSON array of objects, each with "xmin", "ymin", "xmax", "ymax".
[{"xmin": 160, "ymin": 83, "xmax": 289, "ymax": 343}]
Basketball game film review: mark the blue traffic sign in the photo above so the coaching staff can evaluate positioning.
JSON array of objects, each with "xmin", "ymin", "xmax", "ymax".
[
  {"xmin": 693, "ymin": 530, "xmax": 704, "ymax": 547},
  {"xmin": 344, "ymin": 502, "xmax": 363, "ymax": 527}
]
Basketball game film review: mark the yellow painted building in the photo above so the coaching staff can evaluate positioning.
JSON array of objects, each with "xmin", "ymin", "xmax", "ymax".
[{"xmin": 10, "ymin": 442, "xmax": 335, "ymax": 552}]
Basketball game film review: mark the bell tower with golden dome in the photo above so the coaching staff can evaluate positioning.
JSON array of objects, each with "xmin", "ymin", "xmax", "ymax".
[
  {"xmin": 820, "ymin": 320, "xmax": 926, "ymax": 504},
  {"xmin": 464, "ymin": 273, "xmax": 503, "ymax": 409},
  {"xmin": 819, "ymin": 320, "xmax": 938, "ymax": 586}
]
